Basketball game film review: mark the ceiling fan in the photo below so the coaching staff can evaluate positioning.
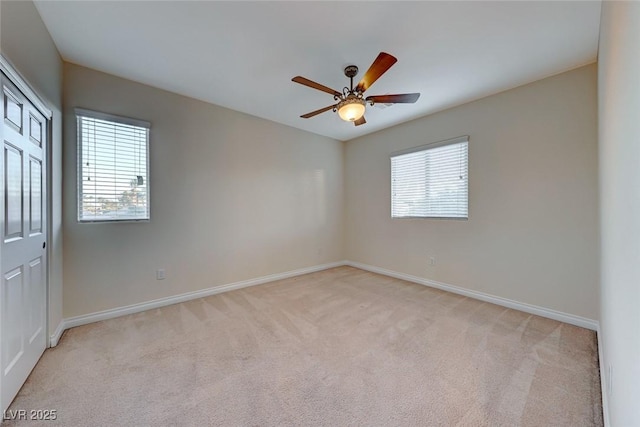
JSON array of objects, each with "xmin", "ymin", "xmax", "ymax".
[{"xmin": 292, "ymin": 52, "xmax": 420, "ymax": 126}]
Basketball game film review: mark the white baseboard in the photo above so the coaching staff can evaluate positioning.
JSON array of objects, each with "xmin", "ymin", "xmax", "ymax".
[
  {"xmin": 345, "ymin": 260, "xmax": 599, "ymax": 331},
  {"xmin": 56, "ymin": 261, "xmax": 346, "ymax": 338},
  {"xmin": 49, "ymin": 320, "xmax": 66, "ymax": 347},
  {"xmin": 52, "ymin": 260, "xmax": 599, "ymax": 345},
  {"xmin": 597, "ymin": 325, "xmax": 610, "ymax": 426}
]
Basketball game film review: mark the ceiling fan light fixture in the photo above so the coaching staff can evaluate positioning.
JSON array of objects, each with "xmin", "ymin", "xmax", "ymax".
[
  {"xmin": 337, "ymin": 96, "xmax": 366, "ymax": 122},
  {"xmin": 293, "ymin": 52, "xmax": 419, "ymax": 125}
]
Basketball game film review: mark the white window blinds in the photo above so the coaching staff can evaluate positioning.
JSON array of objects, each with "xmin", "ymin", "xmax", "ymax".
[
  {"xmin": 391, "ymin": 136, "xmax": 468, "ymax": 219},
  {"xmin": 76, "ymin": 108, "xmax": 150, "ymax": 222}
]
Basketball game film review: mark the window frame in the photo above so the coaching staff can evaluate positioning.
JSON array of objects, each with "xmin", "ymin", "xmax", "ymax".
[
  {"xmin": 76, "ymin": 108, "xmax": 151, "ymax": 223},
  {"xmin": 390, "ymin": 135, "xmax": 469, "ymax": 220}
]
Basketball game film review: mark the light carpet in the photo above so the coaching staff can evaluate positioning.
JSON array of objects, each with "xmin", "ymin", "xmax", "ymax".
[{"xmin": 5, "ymin": 266, "xmax": 602, "ymax": 426}]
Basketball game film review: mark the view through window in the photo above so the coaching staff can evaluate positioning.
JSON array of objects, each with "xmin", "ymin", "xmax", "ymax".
[
  {"xmin": 391, "ymin": 136, "xmax": 468, "ymax": 219},
  {"xmin": 76, "ymin": 109, "xmax": 150, "ymax": 222}
]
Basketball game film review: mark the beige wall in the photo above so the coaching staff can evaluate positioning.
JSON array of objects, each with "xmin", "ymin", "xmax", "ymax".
[
  {"xmin": 1, "ymin": 0, "xmax": 64, "ymax": 338},
  {"xmin": 63, "ymin": 63, "xmax": 344, "ymax": 318},
  {"xmin": 345, "ymin": 64, "xmax": 599, "ymax": 320},
  {"xmin": 598, "ymin": 2, "xmax": 640, "ymax": 424}
]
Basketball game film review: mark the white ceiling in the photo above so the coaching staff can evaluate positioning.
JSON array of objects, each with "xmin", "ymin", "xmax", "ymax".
[{"xmin": 34, "ymin": 1, "xmax": 601, "ymax": 142}]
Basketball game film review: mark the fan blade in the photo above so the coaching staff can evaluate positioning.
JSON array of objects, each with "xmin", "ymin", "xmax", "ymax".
[
  {"xmin": 354, "ymin": 116, "xmax": 366, "ymax": 126},
  {"xmin": 366, "ymin": 93, "xmax": 420, "ymax": 104},
  {"xmin": 355, "ymin": 52, "xmax": 398, "ymax": 93},
  {"xmin": 300, "ymin": 104, "xmax": 337, "ymax": 119},
  {"xmin": 292, "ymin": 76, "xmax": 342, "ymax": 97}
]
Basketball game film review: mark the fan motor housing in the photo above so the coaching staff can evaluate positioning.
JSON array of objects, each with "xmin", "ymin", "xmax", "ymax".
[{"xmin": 344, "ymin": 65, "xmax": 358, "ymax": 78}]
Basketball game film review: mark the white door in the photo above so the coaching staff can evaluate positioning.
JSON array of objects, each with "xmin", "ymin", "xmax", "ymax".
[{"xmin": 0, "ymin": 74, "xmax": 47, "ymax": 412}]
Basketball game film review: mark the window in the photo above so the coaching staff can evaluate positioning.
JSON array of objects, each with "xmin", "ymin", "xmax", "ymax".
[
  {"xmin": 76, "ymin": 108, "xmax": 150, "ymax": 222},
  {"xmin": 391, "ymin": 136, "xmax": 468, "ymax": 219}
]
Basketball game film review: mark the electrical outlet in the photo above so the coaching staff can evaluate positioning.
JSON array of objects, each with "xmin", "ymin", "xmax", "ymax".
[
  {"xmin": 156, "ymin": 269, "xmax": 166, "ymax": 280},
  {"xmin": 429, "ymin": 257, "xmax": 436, "ymax": 266}
]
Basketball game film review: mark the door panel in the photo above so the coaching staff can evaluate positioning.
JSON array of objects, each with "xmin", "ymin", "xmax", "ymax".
[
  {"xmin": 29, "ymin": 114, "xmax": 42, "ymax": 147},
  {"xmin": 27, "ymin": 257, "xmax": 44, "ymax": 344},
  {"xmin": 0, "ymin": 74, "xmax": 47, "ymax": 412},
  {"xmin": 3, "ymin": 91, "xmax": 22, "ymax": 132},
  {"xmin": 2, "ymin": 267, "xmax": 24, "ymax": 374},
  {"xmin": 4, "ymin": 143, "xmax": 23, "ymax": 240},
  {"xmin": 29, "ymin": 157, "xmax": 42, "ymax": 234}
]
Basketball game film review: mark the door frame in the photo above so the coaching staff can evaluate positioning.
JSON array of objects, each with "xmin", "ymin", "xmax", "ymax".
[{"xmin": 0, "ymin": 53, "xmax": 53, "ymax": 350}]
